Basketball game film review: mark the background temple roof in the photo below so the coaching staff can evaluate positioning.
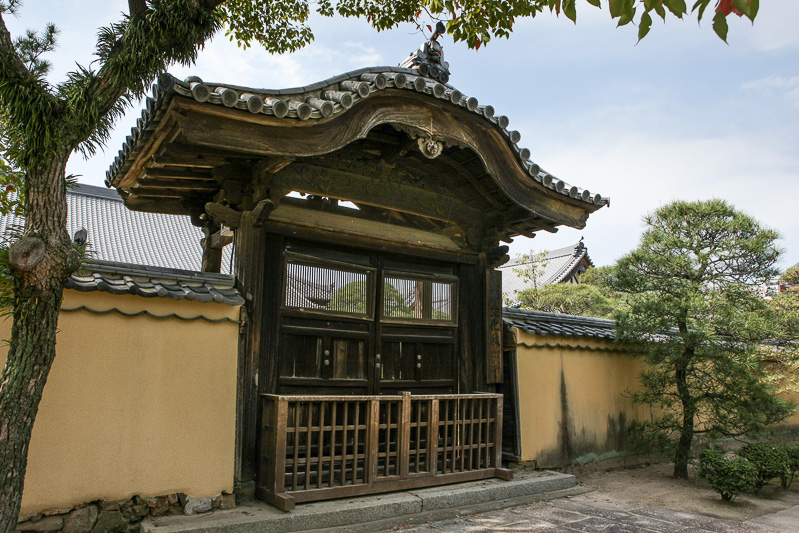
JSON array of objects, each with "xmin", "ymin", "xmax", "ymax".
[
  {"xmin": 0, "ymin": 183, "xmax": 232, "ymax": 274},
  {"xmin": 499, "ymin": 240, "xmax": 594, "ymax": 298}
]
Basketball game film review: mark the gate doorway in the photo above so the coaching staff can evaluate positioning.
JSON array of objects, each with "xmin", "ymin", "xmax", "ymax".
[{"xmin": 276, "ymin": 241, "xmax": 459, "ymax": 396}]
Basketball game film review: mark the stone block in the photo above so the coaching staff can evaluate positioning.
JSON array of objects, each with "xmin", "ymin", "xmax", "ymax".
[
  {"xmin": 91, "ymin": 510, "xmax": 127, "ymax": 533},
  {"xmin": 183, "ymin": 497, "xmax": 213, "ymax": 515},
  {"xmin": 44, "ymin": 506, "xmax": 74, "ymax": 516},
  {"xmin": 146, "ymin": 497, "xmax": 169, "ymax": 517},
  {"xmin": 64, "ymin": 505, "xmax": 99, "ymax": 533},
  {"xmin": 100, "ymin": 500, "xmax": 120, "ymax": 512},
  {"xmin": 166, "ymin": 494, "xmax": 179, "ymax": 505},
  {"xmin": 17, "ymin": 516, "xmax": 64, "ymax": 532},
  {"xmin": 213, "ymin": 493, "xmax": 236, "ymax": 510}
]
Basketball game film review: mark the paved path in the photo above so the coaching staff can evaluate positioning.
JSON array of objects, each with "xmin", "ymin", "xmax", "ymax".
[{"xmin": 337, "ymin": 493, "xmax": 798, "ymax": 533}]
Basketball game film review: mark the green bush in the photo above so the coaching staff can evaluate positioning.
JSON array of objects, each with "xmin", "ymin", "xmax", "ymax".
[
  {"xmin": 698, "ymin": 448, "xmax": 758, "ymax": 502},
  {"xmin": 741, "ymin": 442, "xmax": 790, "ymax": 493},
  {"xmin": 782, "ymin": 442, "xmax": 799, "ymax": 489}
]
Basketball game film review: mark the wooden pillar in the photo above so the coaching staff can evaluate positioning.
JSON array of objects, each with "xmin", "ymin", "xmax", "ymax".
[
  {"xmin": 233, "ymin": 218, "xmax": 284, "ymax": 496},
  {"xmin": 201, "ymin": 221, "xmax": 223, "ymax": 273},
  {"xmin": 485, "ymin": 269, "xmax": 503, "ymax": 384}
]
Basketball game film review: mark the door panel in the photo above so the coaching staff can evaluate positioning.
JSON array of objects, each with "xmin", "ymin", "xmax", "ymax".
[{"xmin": 277, "ymin": 244, "xmax": 458, "ymax": 395}]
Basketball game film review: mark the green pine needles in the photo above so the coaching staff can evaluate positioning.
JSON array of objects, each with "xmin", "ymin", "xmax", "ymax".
[{"xmin": 615, "ymin": 199, "xmax": 797, "ymax": 479}]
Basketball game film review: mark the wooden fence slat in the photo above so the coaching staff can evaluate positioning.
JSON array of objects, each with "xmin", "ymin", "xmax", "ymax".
[
  {"xmin": 429, "ymin": 398, "xmax": 439, "ymax": 474},
  {"xmin": 259, "ymin": 393, "xmax": 505, "ymax": 505},
  {"xmin": 400, "ymin": 392, "xmax": 411, "ymax": 477},
  {"xmin": 303, "ymin": 403, "xmax": 312, "ymax": 490},
  {"xmin": 317, "ymin": 401, "xmax": 326, "ymax": 488},
  {"xmin": 368, "ymin": 399, "xmax": 379, "ymax": 483},
  {"xmin": 329, "ymin": 401, "xmax": 337, "ymax": 487},
  {"xmin": 274, "ymin": 397, "xmax": 288, "ymax": 494},
  {"xmin": 341, "ymin": 401, "xmax": 349, "ymax": 486}
]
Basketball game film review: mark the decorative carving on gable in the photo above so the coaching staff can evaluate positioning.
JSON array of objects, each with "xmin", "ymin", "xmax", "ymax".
[{"xmin": 417, "ymin": 137, "xmax": 444, "ymax": 159}]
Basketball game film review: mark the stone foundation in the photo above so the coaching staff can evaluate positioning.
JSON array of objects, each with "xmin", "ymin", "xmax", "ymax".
[{"xmin": 17, "ymin": 492, "xmax": 236, "ymax": 533}]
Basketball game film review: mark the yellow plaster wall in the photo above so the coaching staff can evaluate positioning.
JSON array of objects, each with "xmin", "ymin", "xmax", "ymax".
[
  {"xmin": 514, "ymin": 330, "xmax": 650, "ymax": 468},
  {"xmin": 0, "ymin": 290, "xmax": 241, "ymax": 514}
]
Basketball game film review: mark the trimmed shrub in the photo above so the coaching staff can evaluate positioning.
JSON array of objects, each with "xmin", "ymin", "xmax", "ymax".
[
  {"xmin": 782, "ymin": 442, "xmax": 799, "ymax": 489},
  {"xmin": 698, "ymin": 448, "xmax": 758, "ymax": 502},
  {"xmin": 741, "ymin": 442, "xmax": 790, "ymax": 493}
]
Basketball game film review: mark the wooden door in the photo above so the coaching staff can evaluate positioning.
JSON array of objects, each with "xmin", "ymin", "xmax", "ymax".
[{"xmin": 275, "ymin": 243, "xmax": 458, "ymax": 395}]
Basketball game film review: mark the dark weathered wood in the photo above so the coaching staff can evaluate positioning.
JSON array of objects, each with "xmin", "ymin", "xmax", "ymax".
[
  {"xmin": 250, "ymin": 199, "xmax": 275, "ymax": 227},
  {"xmin": 457, "ymin": 264, "xmax": 480, "ymax": 394},
  {"xmin": 267, "ymin": 206, "xmax": 465, "ymax": 255},
  {"xmin": 141, "ymin": 167, "xmax": 216, "ymax": 180},
  {"xmin": 201, "ymin": 222, "xmax": 223, "ymax": 273},
  {"xmin": 268, "ymin": 164, "xmax": 483, "ymax": 226},
  {"xmin": 205, "ymin": 201, "xmax": 243, "ymax": 228},
  {"xmin": 485, "ymin": 269, "xmax": 503, "ymax": 384}
]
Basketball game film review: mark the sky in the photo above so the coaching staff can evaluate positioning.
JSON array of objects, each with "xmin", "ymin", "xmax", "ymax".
[{"xmin": 5, "ymin": 1, "xmax": 799, "ymax": 269}]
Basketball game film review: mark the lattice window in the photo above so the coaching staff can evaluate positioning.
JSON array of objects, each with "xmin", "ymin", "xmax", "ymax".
[
  {"xmin": 382, "ymin": 272, "xmax": 457, "ymax": 325},
  {"xmin": 283, "ymin": 252, "xmax": 375, "ymax": 318}
]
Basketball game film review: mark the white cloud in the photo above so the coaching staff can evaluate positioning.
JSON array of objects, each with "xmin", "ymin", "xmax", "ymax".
[{"xmin": 741, "ymin": 76, "xmax": 799, "ymax": 109}]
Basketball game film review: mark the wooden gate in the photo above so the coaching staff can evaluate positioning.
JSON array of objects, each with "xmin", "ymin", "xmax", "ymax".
[{"xmin": 258, "ymin": 392, "xmax": 511, "ymax": 510}]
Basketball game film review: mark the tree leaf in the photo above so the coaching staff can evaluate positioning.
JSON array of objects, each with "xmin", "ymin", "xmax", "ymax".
[
  {"xmin": 713, "ymin": 11, "xmax": 729, "ymax": 42},
  {"xmin": 734, "ymin": 0, "xmax": 749, "ymax": 16},
  {"xmin": 638, "ymin": 11, "xmax": 653, "ymax": 41},
  {"xmin": 748, "ymin": 0, "xmax": 759, "ymax": 21},
  {"xmin": 693, "ymin": 0, "xmax": 710, "ymax": 22},
  {"xmin": 586, "ymin": 0, "xmax": 601, "ymax": 7},
  {"xmin": 563, "ymin": 0, "xmax": 577, "ymax": 22},
  {"xmin": 609, "ymin": 0, "xmax": 625, "ymax": 18},
  {"xmin": 664, "ymin": 0, "xmax": 687, "ymax": 18}
]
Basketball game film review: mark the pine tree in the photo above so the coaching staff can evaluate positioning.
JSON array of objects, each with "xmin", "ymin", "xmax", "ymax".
[{"xmin": 615, "ymin": 199, "xmax": 797, "ymax": 479}]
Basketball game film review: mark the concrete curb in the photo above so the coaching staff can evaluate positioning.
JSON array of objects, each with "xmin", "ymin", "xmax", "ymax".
[{"xmin": 140, "ymin": 471, "xmax": 577, "ymax": 533}]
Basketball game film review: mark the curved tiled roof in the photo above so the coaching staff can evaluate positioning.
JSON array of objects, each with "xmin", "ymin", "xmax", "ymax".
[
  {"xmin": 105, "ymin": 67, "xmax": 608, "ymax": 209},
  {"xmin": 499, "ymin": 241, "xmax": 594, "ymax": 298},
  {"xmin": 67, "ymin": 260, "xmax": 243, "ymax": 306},
  {"xmin": 502, "ymin": 307, "xmax": 615, "ymax": 341}
]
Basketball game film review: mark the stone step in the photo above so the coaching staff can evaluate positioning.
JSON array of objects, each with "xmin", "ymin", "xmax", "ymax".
[{"xmin": 140, "ymin": 471, "xmax": 578, "ymax": 533}]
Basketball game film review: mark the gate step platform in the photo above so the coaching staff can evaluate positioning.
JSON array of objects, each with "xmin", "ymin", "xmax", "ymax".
[{"xmin": 141, "ymin": 470, "xmax": 580, "ymax": 533}]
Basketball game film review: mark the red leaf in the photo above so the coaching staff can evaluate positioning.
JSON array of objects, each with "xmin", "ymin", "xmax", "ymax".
[
  {"xmin": 475, "ymin": 38, "xmax": 481, "ymax": 50},
  {"xmin": 452, "ymin": 12, "xmax": 456, "ymax": 20},
  {"xmin": 716, "ymin": 0, "xmax": 745, "ymax": 16},
  {"xmin": 415, "ymin": 10, "xmax": 422, "ymax": 18},
  {"xmin": 427, "ymin": 24, "xmax": 432, "ymax": 32},
  {"xmin": 5, "ymin": 186, "xmax": 14, "ymax": 192},
  {"xmin": 367, "ymin": 15, "xmax": 371, "ymax": 22}
]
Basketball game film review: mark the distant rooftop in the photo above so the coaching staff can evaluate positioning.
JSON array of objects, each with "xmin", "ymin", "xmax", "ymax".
[
  {"xmin": 498, "ymin": 240, "xmax": 593, "ymax": 299},
  {"xmin": 0, "ymin": 183, "xmax": 232, "ymax": 274}
]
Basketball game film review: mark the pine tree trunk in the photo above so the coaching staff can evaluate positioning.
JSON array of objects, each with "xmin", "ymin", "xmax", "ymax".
[
  {"xmin": 673, "ymin": 354, "xmax": 695, "ymax": 479},
  {"xmin": 0, "ymin": 154, "xmax": 81, "ymax": 530}
]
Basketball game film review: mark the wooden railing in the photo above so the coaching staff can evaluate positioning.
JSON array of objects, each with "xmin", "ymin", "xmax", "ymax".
[{"xmin": 258, "ymin": 392, "xmax": 511, "ymax": 510}]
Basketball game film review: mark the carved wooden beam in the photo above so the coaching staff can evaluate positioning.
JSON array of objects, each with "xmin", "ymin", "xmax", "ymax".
[
  {"xmin": 250, "ymin": 199, "xmax": 276, "ymax": 227},
  {"xmin": 210, "ymin": 228, "xmax": 234, "ymax": 249},
  {"xmin": 205, "ymin": 202, "xmax": 243, "ymax": 228},
  {"xmin": 269, "ymin": 163, "xmax": 483, "ymax": 226},
  {"xmin": 141, "ymin": 167, "xmax": 215, "ymax": 180},
  {"xmin": 135, "ymin": 178, "xmax": 218, "ymax": 191}
]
